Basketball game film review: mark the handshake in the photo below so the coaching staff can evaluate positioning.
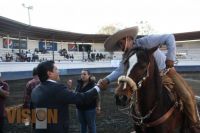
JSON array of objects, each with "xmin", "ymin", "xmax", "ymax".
[
  {"xmin": 97, "ymin": 78, "xmax": 109, "ymax": 91},
  {"xmin": 66, "ymin": 78, "xmax": 110, "ymax": 91}
]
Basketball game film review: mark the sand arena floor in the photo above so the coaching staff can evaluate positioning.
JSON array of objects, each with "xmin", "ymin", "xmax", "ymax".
[{"xmin": 3, "ymin": 73, "xmax": 200, "ymax": 133}]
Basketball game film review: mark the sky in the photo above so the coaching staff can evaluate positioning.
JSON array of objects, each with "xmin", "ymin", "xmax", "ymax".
[{"xmin": 0, "ymin": 0, "xmax": 200, "ymax": 34}]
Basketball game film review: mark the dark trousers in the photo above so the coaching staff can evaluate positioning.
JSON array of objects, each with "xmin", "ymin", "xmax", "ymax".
[{"xmin": 0, "ymin": 117, "xmax": 4, "ymax": 133}]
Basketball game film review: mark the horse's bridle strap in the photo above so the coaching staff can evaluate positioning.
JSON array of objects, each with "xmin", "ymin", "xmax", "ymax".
[{"xmin": 145, "ymin": 103, "xmax": 176, "ymax": 127}]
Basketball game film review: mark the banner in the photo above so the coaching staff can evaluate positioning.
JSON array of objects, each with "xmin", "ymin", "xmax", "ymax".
[
  {"xmin": 39, "ymin": 41, "xmax": 57, "ymax": 51},
  {"xmin": 68, "ymin": 43, "xmax": 77, "ymax": 51},
  {"xmin": 3, "ymin": 39, "xmax": 27, "ymax": 49}
]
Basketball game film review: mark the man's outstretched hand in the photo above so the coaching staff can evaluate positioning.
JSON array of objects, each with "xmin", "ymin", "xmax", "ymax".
[{"xmin": 97, "ymin": 78, "xmax": 109, "ymax": 90}]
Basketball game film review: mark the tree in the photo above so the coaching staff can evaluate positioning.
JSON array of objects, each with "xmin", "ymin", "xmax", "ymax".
[
  {"xmin": 99, "ymin": 21, "xmax": 155, "ymax": 35},
  {"xmin": 136, "ymin": 21, "xmax": 155, "ymax": 35},
  {"xmin": 98, "ymin": 25, "xmax": 119, "ymax": 35}
]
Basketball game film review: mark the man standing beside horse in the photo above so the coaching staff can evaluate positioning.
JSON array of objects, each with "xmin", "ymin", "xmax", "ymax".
[{"xmin": 98, "ymin": 26, "xmax": 200, "ymax": 132}]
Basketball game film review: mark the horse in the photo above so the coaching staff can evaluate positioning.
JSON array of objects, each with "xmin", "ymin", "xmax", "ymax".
[{"xmin": 114, "ymin": 46, "xmax": 195, "ymax": 133}]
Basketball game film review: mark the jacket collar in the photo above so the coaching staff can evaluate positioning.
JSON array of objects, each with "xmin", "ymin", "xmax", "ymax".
[{"xmin": 47, "ymin": 79, "xmax": 57, "ymax": 83}]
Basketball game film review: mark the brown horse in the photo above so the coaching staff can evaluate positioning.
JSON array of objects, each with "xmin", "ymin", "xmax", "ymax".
[{"xmin": 115, "ymin": 46, "xmax": 192, "ymax": 133}]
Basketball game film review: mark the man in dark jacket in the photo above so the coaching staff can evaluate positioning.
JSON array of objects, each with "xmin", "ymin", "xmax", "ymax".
[{"xmin": 31, "ymin": 60, "xmax": 100, "ymax": 133}]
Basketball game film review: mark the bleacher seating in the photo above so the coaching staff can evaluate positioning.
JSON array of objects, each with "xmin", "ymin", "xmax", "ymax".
[
  {"xmin": 0, "ymin": 48, "xmax": 136, "ymax": 62},
  {"xmin": 0, "ymin": 48, "xmax": 17, "ymax": 61},
  {"xmin": 2, "ymin": 47, "xmax": 200, "ymax": 62}
]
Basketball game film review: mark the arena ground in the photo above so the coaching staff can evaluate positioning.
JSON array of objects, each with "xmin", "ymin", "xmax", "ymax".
[{"xmin": 2, "ymin": 72, "xmax": 200, "ymax": 133}]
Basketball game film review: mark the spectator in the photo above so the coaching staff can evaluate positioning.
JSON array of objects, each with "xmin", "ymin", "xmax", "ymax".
[
  {"xmin": 31, "ymin": 61, "xmax": 101, "ymax": 133},
  {"xmin": 70, "ymin": 54, "xmax": 74, "ymax": 62},
  {"xmin": 26, "ymin": 52, "xmax": 32, "ymax": 62},
  {"xmin": 75, "ymin": 70, "xmax": 101, "ymax": 133},
  {"xmin": 66, "ymin": 79, "xmax": 73, "ymax": 91},
  {"xmin": 65, "ymin": 54, "xmax": 69, "ymax": 59},
  {"xmin": 23, "ymin": 67, "xmax": 40, "ymax": 108},
  {"xmin": 0, "ymin": 72, "xmax": 9, "ymax": 133},
  {"xmin": 34, "ymin": 48, "xmax": 39, "ymax": 54},
  {"xmin": 91, "ymin": 53, "xmax": 96, "ymax": 61},
  {"xmin": 96, "ymin": 53, "xmax": 100, "ymax": 61}
]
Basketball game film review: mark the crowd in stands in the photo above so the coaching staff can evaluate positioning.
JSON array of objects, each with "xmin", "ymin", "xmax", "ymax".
[
  {"xmin": 0, "ymin": 48, "xmax": 115, "ymax": 63},
  {"xmin": 34, "ymin": 48, "xmax": 49, "ymax": 54},
  {"xmin": 59, "ymin": 48, "xmax": 107, "ymax": 62},
  {"xmin": 59, "ymin": 49, "xmax": 74, "ymax": 60},
  {"xmin": 90, "ymin": 52, "xmax": 105, "ymax": 61},
  {"xmin": 16, "ymin": 50, "xmax": 39, "ymax": 62}
]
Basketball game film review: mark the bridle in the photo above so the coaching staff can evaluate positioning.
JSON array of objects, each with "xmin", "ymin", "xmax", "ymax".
[
  {"xmin": 117, "ymin": 61, "xmax": 158, "ymax": 126},
  {"xmin": 117, "ymin": 55, "xmax": 178, "ymax": 128},
  {"xmin": 136, "ymin": 63, "xmax": 150, "ymax": 88}
]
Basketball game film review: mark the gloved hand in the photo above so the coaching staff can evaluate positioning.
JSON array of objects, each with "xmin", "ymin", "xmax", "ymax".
[
  {"xmin": 165, "ymin": 60, "xmax": 174, "ymax": 68},
  {"xmin": 97, "ymin": 78, "xmax": 109, "ymax": 90}
]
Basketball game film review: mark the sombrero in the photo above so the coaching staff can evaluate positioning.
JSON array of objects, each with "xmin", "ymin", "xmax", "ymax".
[{"xmin": 104, "ymin": 26, "xmax": 138, "ymax": 51}]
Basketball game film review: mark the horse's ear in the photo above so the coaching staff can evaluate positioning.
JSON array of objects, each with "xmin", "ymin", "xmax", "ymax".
[{"xmin": 147, "ymin": 46, "xmax": 159, "ymax": 56}]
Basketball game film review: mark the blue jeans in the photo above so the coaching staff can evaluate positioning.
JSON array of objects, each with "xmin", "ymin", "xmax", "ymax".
[{"xmin": 77, "ymin": 109, "xmax": 96, "ymax": 133}]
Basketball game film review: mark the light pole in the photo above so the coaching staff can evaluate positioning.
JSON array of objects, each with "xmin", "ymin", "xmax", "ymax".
[{"xmin": 22, "ymin": 3, "xmax": 33, "ymax": 25}]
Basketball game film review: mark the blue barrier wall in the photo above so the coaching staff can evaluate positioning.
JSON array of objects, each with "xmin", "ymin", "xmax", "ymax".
[
  {"xmin": 2, "ymin": 65, "xmax": 200, "ymax": 81},
  {"xmin": 1, "ymin": 67, "xmax": 117, "ymax": 80}
]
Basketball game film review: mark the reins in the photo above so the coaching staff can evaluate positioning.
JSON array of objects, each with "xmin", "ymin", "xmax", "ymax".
[{"xmin": 117, "ymin": 65, "xmax": 179, "ymax": 128}]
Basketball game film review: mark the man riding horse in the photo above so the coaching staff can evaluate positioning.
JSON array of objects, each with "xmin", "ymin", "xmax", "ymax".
[{"xmin": 98, "ymin": 26, "xmax": 200, "ymax": 131}]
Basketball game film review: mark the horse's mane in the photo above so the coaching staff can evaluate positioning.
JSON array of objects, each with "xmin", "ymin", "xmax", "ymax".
[
  {"xmin": 143, "ymin": 49, "xmax": 173, "ymax": 112},
  {"xmin": 123, "ymin": 47, "xmax": 141, "ymax": 62}
]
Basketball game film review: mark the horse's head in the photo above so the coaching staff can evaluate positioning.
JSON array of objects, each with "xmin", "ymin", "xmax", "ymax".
[{"xmin": 115, "ymin": 46, "xmax": 158, "ymax": 106}]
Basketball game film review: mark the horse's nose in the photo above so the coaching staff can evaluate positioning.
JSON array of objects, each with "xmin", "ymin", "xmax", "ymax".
[{"xmin": 115, "ymin": 95, "xmax": 128, "ymax": 106}]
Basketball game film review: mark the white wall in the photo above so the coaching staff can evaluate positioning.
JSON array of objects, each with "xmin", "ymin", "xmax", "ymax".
[
  {"xmin": 27, "ymin": 40, "xmax": 39, "ymax": 50},
  {"xmin": 57, "ymin": 42, "xmax": 69, "ymax": 51},
  {"xmin": 92, "ymin": 43, "xmax": 104, "ymax": 52},
  {"xmin": 177, "ymin": 40, "xmax": 200, "ymax": 49}
]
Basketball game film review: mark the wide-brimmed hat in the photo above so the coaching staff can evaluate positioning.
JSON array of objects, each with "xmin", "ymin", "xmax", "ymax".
[{"xmin": 104, "ymin": 26, "xmax": 138, "ymax": 51}]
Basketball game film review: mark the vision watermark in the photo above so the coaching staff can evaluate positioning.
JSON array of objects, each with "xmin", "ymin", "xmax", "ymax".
[{"xmin": 6, "ymin": 108, "xmax": 58, "ymax": 129}]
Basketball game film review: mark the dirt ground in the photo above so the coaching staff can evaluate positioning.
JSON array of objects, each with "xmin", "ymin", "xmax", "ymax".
[{"xmin": 2, "ymin": 72, "xmax": 200, "ymax": 133}]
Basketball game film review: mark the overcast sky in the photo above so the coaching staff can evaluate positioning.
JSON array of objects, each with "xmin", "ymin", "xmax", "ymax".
[{"xmin": 0, "ymin": 0, "xmax": 200, "ymax": 34}]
